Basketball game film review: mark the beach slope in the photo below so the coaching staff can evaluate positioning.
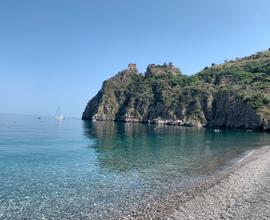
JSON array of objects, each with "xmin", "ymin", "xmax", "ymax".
[{"xmin": 132, "ymin": 147, "xmax": 270, "ymax": 219}]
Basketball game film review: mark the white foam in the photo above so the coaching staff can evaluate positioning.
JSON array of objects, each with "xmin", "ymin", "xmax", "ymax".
[{"xmin": 237, "ymin": 151, "xmax": 254, "ymax": 164}]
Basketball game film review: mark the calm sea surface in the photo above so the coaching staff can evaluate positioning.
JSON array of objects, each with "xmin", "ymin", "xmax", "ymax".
[{"xmin": 0, "ymin": 114, "xmax": 270, "ymax": 219}]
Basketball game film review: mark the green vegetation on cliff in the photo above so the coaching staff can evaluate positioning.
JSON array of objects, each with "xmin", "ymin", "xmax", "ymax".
[{"xmin": 83, "ymin": 50, "xmax": 270, "ymax": 131}]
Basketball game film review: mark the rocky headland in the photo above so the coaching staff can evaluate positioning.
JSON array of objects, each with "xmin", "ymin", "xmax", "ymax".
[{"xmin": 82, "ymin": 50, "xmax": 270, "ymax": 131}]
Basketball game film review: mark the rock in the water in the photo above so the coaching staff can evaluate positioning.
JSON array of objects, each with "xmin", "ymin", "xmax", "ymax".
[{"xmin": 82, "ymin": 50, "xmax": 270, "ymax": 131}]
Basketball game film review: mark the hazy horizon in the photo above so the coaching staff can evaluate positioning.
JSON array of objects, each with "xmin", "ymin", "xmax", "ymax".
[{"xmin": 1, "ymin": 0, "xmax": 270, "ymax": 117}]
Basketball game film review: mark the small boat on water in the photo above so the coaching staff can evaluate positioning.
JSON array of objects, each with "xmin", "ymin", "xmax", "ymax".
[
  {"xmin": 55, "ymin": 115, "xmax": 65, "ymax": 120},
  {"xmin": 55, "ymin": 106, "xmax": 65, "ymax": 120},
  {"xmin": 213, "ymin": 128, "xmax": 221, "ymax": 133}
]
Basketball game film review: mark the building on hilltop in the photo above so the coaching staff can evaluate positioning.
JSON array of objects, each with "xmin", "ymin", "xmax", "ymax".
[{"xmin": 145, "ymin": 63, "xmax": 181, "ymax": 77}]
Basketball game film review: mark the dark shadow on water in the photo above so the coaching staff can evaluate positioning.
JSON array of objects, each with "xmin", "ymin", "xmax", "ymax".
[{"xmin": 82, "ymin": 121, "xmax": 270, "ymax": 176}]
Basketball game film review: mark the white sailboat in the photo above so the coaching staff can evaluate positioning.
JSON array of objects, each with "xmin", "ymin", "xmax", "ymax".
[
  {"xmin": 55, "ymin": 115, "xmax": 65, "ymax": 120},
  {"xmin": 55, "ymin": 106, "xmax": 65, "ymax": 120}
]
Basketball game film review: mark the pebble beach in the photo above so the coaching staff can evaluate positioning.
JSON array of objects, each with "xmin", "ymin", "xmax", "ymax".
[{"xmin": 130, "ymin": 147, "xmax": 270, "ymax": 219}]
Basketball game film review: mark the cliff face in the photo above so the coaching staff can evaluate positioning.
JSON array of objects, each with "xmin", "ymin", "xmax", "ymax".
[
  {"xmin": 82, "ymin": 51, "xmax": 270, "ymax": 131},
  {"xmin": 82, "ymin": 65, "xmax": 141, "ymax": 121}
]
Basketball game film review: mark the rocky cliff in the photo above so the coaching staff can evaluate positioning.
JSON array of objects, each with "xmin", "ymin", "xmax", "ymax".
[{"xmin": 82, "ymin": 50, "xmax": 270, "ymax": 131}]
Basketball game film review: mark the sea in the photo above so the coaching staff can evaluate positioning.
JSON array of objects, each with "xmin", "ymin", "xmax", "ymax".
[{"xmin": 0, "ymin": 113, "xmax": 269, "ymax": 219}]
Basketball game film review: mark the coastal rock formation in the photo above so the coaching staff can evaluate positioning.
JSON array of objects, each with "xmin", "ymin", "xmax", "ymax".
[
  {"xmin": 145, "ymin": 63, "xmax": 181, "ymax": 77},
  {"xmin": 82, "ymin": 50, "xmax": 270, "ymax": 131}
]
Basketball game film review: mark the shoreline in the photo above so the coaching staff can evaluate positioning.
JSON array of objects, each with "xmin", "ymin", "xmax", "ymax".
[
  {"xmin": 126, "ymin": 146, "xmax": 270, "ymax": 219},
  {"xmin": 84, "ymin": 119, "xmax": 267, "ymax": 132}
]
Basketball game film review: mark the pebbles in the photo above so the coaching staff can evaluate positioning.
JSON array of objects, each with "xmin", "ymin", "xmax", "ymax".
[{"xmin": 128, "ymin": 147, "xmax": 270, "ymax": 219}]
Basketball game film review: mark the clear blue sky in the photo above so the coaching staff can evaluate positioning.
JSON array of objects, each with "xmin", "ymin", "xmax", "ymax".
[{"xmin": 0, "ymin": 0, "xmax": 270, "ymax": 117}]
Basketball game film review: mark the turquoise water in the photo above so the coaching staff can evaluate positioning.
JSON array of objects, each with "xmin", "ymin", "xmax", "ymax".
[{"xmin": 0, "ymin": 114, "xmax": 270, "ymax": 219}]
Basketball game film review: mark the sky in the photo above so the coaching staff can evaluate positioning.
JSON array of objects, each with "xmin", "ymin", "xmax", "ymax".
[{"xmin": 0, "ymin": 0, "xmax": 270, "ymax": 117}]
